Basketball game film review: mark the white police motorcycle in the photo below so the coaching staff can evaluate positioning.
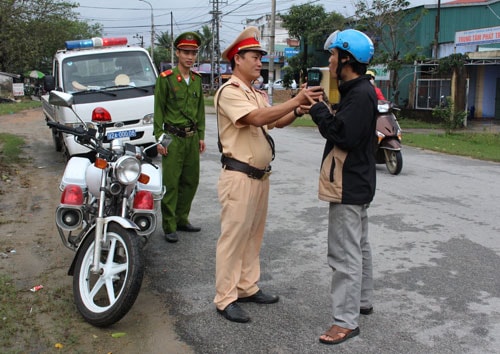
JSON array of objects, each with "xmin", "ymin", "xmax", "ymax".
[{"xmin": 46, "ymin": 90, "xmax": 167, "ymax": 327}]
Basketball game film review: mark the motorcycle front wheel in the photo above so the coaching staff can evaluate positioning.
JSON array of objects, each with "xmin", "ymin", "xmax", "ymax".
[
  {"xmin": 72, "ymin": 223, "xmax": 144, "ymax": 327},
  {"xmin": 384, "ymin": 150, "xmax": 403, "ymax": 175}
]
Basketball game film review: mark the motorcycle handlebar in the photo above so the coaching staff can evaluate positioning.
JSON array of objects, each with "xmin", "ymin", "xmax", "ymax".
[
  {"xmin": 47, "ymin": 120, "xmax": 158, "ymax": 167},
  {"xmin": 46, "ymin": 120, "xmax": 89, "ymax": 138}
]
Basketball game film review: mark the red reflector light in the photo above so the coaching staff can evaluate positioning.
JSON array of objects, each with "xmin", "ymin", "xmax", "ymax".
[
  {"xmin": 133, "ymin": 190, "xmax": 154, "ymax": 210},
  {"xmin": 92, "ymin": 107, "xmax": 112, "ymax": 123},
  {"xmin": 61, "ymin": 185, "xmax": 84, "ymax": 205}
]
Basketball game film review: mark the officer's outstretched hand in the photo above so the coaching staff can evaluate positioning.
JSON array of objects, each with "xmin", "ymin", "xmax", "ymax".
[{"xmin": 296, "ymin": 85, "xmax": 323, "ymax": 105}]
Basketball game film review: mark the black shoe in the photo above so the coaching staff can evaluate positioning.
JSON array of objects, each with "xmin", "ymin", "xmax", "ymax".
[
  {"xmin": 360, "ymin": 307, "xmax": 373, "ymax": 315},
  {"xmin": 217, "ymin": 302, "xmax": 250, "ymax": 323},
  {"xmin": 237, "ymin": 290, "xmax": 279, "ymax": 304},
  {"xmin": 177, "ymin": 223, "xmax": 201, "ymax": 232},
  {"xmin": 165, "ymin": 232, "xmax": 178, "ymax": 243}
]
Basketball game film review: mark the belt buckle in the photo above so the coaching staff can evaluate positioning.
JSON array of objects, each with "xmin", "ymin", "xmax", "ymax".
[
  {"xmin": 185, "ymin": 131, "xmax": 195, "ymax": 137},
  {"xmin": 262, "ymin": 171, "xmax": 272, "ymax": 180}
]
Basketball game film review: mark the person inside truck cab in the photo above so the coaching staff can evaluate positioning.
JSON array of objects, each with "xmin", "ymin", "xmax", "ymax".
[
  {"xmin": 64, "ymin": 63, "xmax": 84, "ymax": 92},
  {"xmin": 114, "ymin": 57, "xmax": 140, "ymax": 86}
]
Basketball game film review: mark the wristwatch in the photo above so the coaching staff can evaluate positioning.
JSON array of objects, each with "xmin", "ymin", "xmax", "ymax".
[{"xmin": 294, "ymin": 107, "xmax": 304, "ymax": 117}]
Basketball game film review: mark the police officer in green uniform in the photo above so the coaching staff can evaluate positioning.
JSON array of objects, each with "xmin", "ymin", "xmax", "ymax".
[{"xmin": 154, "ymin": 32, "xmax": 206, "ymax": 243}]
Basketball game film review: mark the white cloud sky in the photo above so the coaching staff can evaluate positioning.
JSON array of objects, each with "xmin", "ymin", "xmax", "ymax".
[{"xmin": 76, "ymin": 0, "xmax": 436, "ymax": 49}]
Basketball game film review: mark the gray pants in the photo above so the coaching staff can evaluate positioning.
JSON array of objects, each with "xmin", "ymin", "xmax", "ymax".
[{"xmin": 327, "ymin": 203, "xmax": 373, "ymax": 329}]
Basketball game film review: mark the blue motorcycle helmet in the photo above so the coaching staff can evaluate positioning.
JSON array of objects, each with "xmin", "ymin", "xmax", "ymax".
[{"xmin": 324, "ymin": 29, "xmax": 374, "ymax": 64}]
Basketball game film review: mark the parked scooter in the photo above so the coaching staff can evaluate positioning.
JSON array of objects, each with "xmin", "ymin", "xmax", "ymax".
[
  {"xmin": 375, "ymin": 100, "xmax": 403, "ymax": 175},
  {"xmin": 46, "ymin": 90, "xmax": 167, "ymax": 327}
]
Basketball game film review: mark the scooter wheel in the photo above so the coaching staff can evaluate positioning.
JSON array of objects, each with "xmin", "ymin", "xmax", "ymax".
[{"xmin": 385, "ymin": 150, "xmax": 403, "ymax": 175}]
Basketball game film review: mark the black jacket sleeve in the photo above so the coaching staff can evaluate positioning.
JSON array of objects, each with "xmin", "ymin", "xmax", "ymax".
[{"xmin": 310, "ymin": 84, "xmax": 376, "ymax": 151}]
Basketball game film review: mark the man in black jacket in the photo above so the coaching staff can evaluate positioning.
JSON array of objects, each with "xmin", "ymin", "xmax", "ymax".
[{"xmin": 307, "ymin": 29, "xmax": 377, "ymax": 345}]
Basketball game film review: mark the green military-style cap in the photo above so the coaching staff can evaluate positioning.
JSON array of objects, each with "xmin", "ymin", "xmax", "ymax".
[{"xmin": 174, "ymin": 32, "xmax": 201, "ymax": 51}]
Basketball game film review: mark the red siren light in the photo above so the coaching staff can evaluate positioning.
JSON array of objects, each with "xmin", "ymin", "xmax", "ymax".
[
  {"xmin": 65, "ymin": 37, "xmax": 128, "ymax": 50},
  {"xmin": 102, "ymin": 37, "xmax": 128, "ymax": 46},
  {"xmin": 91, "ymin": 107, "xmax": 112, "ymax": 123},
  {"xmin": 61, "ymin": 185, "xmax": 84, "ymax": 205}
]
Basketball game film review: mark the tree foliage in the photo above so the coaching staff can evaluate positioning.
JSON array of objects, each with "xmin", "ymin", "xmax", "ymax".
[
  {"xmin": 437, "ymin": 53, "xmax": 468, "ymax": 74},
  {"xmin": 281, "ymin": 4, "xmax": 344, "ymax": 81},
  {"xmin": 0, "ymin": 0, "xmax": 101, "ymax": 74},
  {"xmin": 155, "ymin": 30, "xmax": 173, "ymax": 67},
  {"xmin": 156, "ymin": 25, "xmax": 213, "ymax": 67},
  {"xmin": 438, "ymin": 53, "xmax": 469, "ymax": 116},
  {"xmin": 197, "ymin": 25, "xmax": 213, "ymax": 63},
  {"xmin": 353, "ymin": 0, "xmax": 425, "ymax": 102},
  {"xmin": 432, "ymin": 97, "xmax": 466, "ymax": 133}
]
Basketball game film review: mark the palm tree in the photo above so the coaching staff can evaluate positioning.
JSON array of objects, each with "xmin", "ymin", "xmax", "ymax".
[
  {"xmin": 197, "ymin": 25, "xmax": 213, "ymax": 63},
  {"xmin": 155, "ymin": 31, "xmax": 174, "ymax": 68},
  {"xmin": 156, "ymin": 31, "xmax": 173, "ymax": 50}
]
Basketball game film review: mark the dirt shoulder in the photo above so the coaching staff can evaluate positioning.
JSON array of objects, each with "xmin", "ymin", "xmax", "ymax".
[{"xmin": 0, "ymin": 108, "xmax": 192, "ymax": 353}]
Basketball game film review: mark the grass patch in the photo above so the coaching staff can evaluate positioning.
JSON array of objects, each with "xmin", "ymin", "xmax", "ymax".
[
  {"xmin": 398, "ymin": 118, "xmax": 441, "ymax": 130},
  {"xmin": 0, "ymin": 133, "xmax": 26, "ymax": 164},
  {"xmin": 0, "ymin": 274, "xmax": 21, "ymax": 348},
  {"xmin": 289, "ymin": 116, "xmax": 499, "ymax": 163},
  {"xmin": 0, "ymin": 273, "xmax": 82, "ymax": 352},
  {"xmin": 0, "ymin": 100, "xmax": 41, "ymax": 116},
  {"xmin": 291, "ymin": 116, "xmax": 444, "ymax": 129},
  {"xmin": 291, "ymin": 115, "xmax": 316, "ymax": 127},
  {"xmin": 404, "ymin": 132, "xmax": 500, "ymax": 162},
  {"xmin": 204, "ymin": 96, "xmax": 214, "ymax": 107}
]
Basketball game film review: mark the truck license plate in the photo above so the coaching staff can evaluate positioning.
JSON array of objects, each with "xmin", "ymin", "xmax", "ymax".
[{"xmin": 107, "ymin": 129, "xmax": 137, "ymax": 140}]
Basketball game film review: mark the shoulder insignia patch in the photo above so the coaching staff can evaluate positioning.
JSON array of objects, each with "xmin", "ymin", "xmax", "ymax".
[{"xmin": 160, "ymin": 69, "xmax": 173, "ymax": 78}]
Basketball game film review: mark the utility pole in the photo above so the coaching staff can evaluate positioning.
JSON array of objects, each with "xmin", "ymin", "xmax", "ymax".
[
  {"xmin": 139, "ymin": 0, "xmax": 154, "ymax": 58},
  {"xmin": 434, "ymin": 0, "xmax": 441, "ymax": 59},
  {"xmin": 209, "ymin": 0, "xmax": 226, "ymax": 91},
  {"xmin": 171, "ymin": 11, "xmax": 174, "ymax": 67},
  {"xmin": 267, "ymin": 0, "xmax": 276, "ymax": 104},
  {"xmin": 134, "ymin": 33, "xmax": 144, "ymax": 48}
]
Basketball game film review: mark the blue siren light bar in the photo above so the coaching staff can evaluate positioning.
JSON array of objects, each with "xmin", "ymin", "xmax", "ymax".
[{"xmin": 65, "ymin": 37, "xmax": 128, "ymax": 50}]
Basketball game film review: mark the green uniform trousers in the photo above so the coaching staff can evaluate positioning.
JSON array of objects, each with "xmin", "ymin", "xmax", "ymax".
[{"xmin": 161, "ymin": 133, "xmax": 200, "ymax": 233}]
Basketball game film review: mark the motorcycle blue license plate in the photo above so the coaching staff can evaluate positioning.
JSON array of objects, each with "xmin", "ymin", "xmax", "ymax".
[{"xmin": 107, "ymin": 129, "xmax": 137, "ymax": 140}]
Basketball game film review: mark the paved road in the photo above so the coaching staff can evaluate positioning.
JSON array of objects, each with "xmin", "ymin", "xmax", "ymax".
[{"xmin": 145, "ymin": 113, "xmax": 500, "ymax": 354}]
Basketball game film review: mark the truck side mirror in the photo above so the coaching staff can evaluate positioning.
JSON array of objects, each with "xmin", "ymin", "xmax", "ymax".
[{"xmin": 44, "ymin": 75, "xmax": 56, "ymax": 92}]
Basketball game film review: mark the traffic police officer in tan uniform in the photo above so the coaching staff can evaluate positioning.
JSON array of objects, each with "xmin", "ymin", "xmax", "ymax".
[
  {"xmin": 154, "ymin": 32, "xmax": 206, "ymax": 243},
  {"xmin": 214, "ymin": 26, "xmax": 323, "ymax": 323}
]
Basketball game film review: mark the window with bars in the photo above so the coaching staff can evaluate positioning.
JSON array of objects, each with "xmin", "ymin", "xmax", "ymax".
[{"xmin": 416, "ymin": 79, "xmax": 451, "ymax": 109}]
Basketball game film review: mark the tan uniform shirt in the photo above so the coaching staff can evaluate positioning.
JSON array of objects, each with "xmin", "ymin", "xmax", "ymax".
[{"xmin": 215, "ymin": 76, "xmax": 273, "ymax": 170}]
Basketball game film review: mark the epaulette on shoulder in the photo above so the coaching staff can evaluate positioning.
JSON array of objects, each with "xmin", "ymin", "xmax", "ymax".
[
  {"xmin": 191, "ymin": 70, "xmax": 202, "ymax": 77},
  {"xmin": 230, "ymin": 81, "xmax": 240, "ymax": 87},
  {"xmin": 160, "ymin": 69, "xmax": 173, "ymax": 78}
]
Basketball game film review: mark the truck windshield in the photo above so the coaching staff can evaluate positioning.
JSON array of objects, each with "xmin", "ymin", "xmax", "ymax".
[{"xmin": 62, "ymin": 51, "xmax": 156, "ymax": 93}]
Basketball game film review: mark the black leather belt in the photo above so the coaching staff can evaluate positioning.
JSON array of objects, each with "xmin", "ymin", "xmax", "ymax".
[
  {"xmin": 221, "ymin": 155, "xmax": 271, "ymax": 180},
  {"xmin": 164, "ymin": 123, "xmax": 196, "ymax": 138}
]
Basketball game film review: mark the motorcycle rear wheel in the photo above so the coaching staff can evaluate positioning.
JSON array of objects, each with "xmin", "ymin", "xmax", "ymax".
[
  {"xmin": 385, "ymin": 150, "xmax": 403, "ymax": 175},
  {"xmin": 72, "ymin": 223, "xmax": 144, "ymax": 327}
]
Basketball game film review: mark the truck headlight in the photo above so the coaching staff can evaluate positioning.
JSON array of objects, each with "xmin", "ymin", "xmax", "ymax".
[
  {"xmin": 114, "ymin": 156, "xmax": 141, "ymax": 185},
  {"xmin": 142, "ymin": 113, "xmax": 154, "ymax": 125}
]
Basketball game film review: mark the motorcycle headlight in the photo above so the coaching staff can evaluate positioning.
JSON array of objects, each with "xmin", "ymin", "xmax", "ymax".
[
  {"xmin": 377, "ymin": 103, "xmax": 390, "ymax": 113},
  {"xmin": 114, "ymin": 156, "xmax": 141, "ymax": 185}
]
